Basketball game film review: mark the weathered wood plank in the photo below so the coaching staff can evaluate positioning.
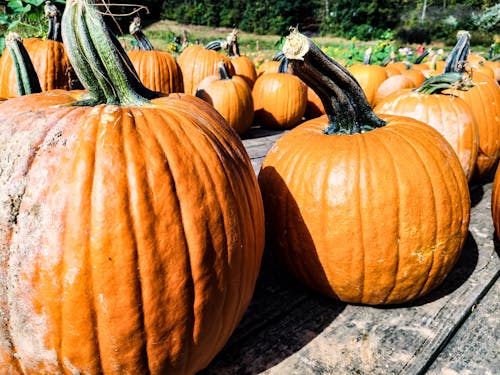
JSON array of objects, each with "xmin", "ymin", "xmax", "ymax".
[
  {"xmin": 199, "ymin": 132, "xmax": 500, "ymax": 375},
  {"xmin": 241, "ymin": 126, "xmax": 287, "ymax": 174},
  {"xmin": 426, "ymin": 271, "xmax": 499, "ymax": 375}
]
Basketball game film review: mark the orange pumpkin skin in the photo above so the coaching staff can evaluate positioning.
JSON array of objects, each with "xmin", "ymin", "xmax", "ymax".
[
  {"xmin": 230, "ymin": 55, "xmax": 257, "ymax": 88},
  {"xmin": 259, "ymin": 114, "xmax": 470, "ymax": 305},
  {"xmin": 374, "ymin": 89, "xmax": 479, "ymax": 181},
  {"xmin": 0, "ymin": 38, "xmax": 71, "ymax": 97},
  {"xmin": 196, "ymin": 69, "xmax": 254, "ymax": 135},
  {"xmin": 252, "ymin": 72, "xmax": 307, "ymax": 129},
  {"xmin": 305, "ymin": 85, "xmax": 326, "ymax": 119},
  {"xmin": 447, "ymin": 72, "xmax": 500, "ymax": 180},
  {"xmin": 0, "ymin": 92, "xmax": 264, "ymax": 374},
  {"xmin": 128, "ymin": 49, "xmax": 184, "ymax": 94},
  {"xmin": 373, "ymin": 75, "xmax": 416, "ymax": 107},
  {"xmin": 348, "ymin": 64, "xmax": 387, "ymax": 106},
  {"xmin": 491, "ymin": 166, "xmax": 500, "ymax": 238},
  {"xmin": 177, "ymin": 45, "xmax": 235, "ymax": 95}
]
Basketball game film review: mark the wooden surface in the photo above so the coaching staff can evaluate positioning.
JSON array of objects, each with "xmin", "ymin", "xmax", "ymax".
[{"xmin": 199, "ymin": 125, "xmax": 500, "ymax": 375}]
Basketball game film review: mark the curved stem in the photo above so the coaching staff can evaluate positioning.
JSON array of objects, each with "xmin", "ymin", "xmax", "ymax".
[
  {"xmin": 45, "ymin": 1, "xmax": 62, "ymax": 42},
  {"xmin": 6, "ymin": 33, "xmax": 42, "ymax": 96},
  {"xmin": 61, "ymin": 0, "xmax": 161, "ymax": 106},
  {"xmin": 444, "ymin": 30, "xmax": 470, "ymax": 74},
  {"xmin": 217, "ymin": 61, "xmax": 232, "ymax": 80},
  {"xmin": 282, "ymin": 29, "xmax": 385, "ymax": 135},
  {"xmin": 129, "ymin": 16, "xmax": 154, "ymax": 51}
]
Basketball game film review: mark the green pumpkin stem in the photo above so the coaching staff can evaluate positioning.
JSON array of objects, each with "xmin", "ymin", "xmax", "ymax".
[
  {"xmin": 444, "ymin": 31, "xmax": 470, "ymax": 74},
  {"xmin": 217, "ymin": 61, "xmax": 232, "ymax": 80},
  {"xmin": 282, "ymin": 28, "xmax": 385, "ymax": 135},
  {"xmin": 61, "ymin": 0, "xmax": 160, "ymax": 106},
  {"xmin": 129, "ymin": 16, "xmax": 154, "ymax": 51},
  {"xmin": 6, "ymin": 33, "xmax": 42, "ymax": 96},
  {"xmin": 45, "ymin": 1, "xmax": 62, "ymax": 42},
  {"xmin": 416, "ymin": 31, "xmax": 474, "ymax": 95}
]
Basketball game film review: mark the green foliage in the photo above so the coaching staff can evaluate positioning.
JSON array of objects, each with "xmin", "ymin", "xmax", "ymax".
[{"xmin": 472, "ymin": 4, "xmax": 500, "ymax": 32}]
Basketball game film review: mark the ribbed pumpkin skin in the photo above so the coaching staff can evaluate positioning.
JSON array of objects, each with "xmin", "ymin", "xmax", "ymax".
[
  {"xmin": 374, "ymin": 90, "xmax": 479, "ymax": 181},
  {"xmin": 373, "ymin": 75, "xmax": 416, "ymax": 107},
  {"xmin": 347, "ymin": 64, "xmax": 387, "ymax": 106},
  {"xmin": 0, "ymin": 92, "xmax": 264, "ymax": 374},
  {"xmin": 252, "ymin": 72, "xmax": 307, "ymax": 129},
  {"xmin": 0, "ymin": 38, "xmax": 71, "ymax": 97},
  {"xmin": 128, "ymin": 50, "xmax": 184, "ymax": 94},
  {"xmin": 177, "ymin": 45, "xmax": 235, "ymax": 95},
  {"xmin": 196, "ymin": 74, "xmax": 254, "ymax": 135},
  {"xmin": 258, "ymin": 114, "xmax": 470, "ymax": 305},
  {"xmin": 447, "ymin": 72, "xmax": 500, "ymax": 180},
  {"xmin": 491, "ymin": 166, "xmax": 500, "ymax": 237},
  {"xmin": 230, "ymin": 56, "xmax": 257, "ymax": 88}
]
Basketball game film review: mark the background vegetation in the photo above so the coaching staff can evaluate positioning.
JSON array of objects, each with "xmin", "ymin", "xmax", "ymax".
[{"xmin": 1, "ymin": 0, "xmax": 498, "ymax": 64}]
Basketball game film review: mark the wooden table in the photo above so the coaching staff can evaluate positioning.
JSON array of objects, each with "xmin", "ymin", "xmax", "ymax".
[{"xmin": 201, "ymin": 126, "xmax": 499, "ymax": 375}]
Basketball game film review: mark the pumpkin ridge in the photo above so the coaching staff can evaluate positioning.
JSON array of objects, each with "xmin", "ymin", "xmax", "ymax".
[
  {"xmin": 387, "ymin": 122, "xmax": 467, "ymax": 301},
  {"xmin": 122, "ymin": 109, "xmax": 154, "ymax": 372},
  {"xmin": 368, "ymin": 130, "xmax": 400, "ymax": 304},
  {"xmin": 383, "ymin": 125, "xmax": 439, "ymax": 302},
  {"xmin": 354, "ymin": 134, "xmax": 366, "ymax": 302}
]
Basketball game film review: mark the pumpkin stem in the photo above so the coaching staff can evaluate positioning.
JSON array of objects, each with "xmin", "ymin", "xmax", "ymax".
[
  {"xmin": 226, "ymin": 28, "xmax": 240, "ymax": 57},
  {"xmin": 217, "ymin": 60, "xmax": 232, "ymax": 80},
  {"xmin": 416, "ymin": 31, "xmax": 475, "ymax": 95},
  {"xmin": 277, "ymin": 57, "xmax": 290, "ymax": 73},
  {"xmin": 61, "ymin": 0, "xmax": 161, "ymax": 106},
  {"xmin": 444, "ymin": 31, "xmax": 470, "ymax": 74},
  {"xmin": 6, "ymin": 32, "xmax": 42, "ymax": 96},
  {"xmin": 129, "ymin": 16, "xmax": 154, "ymax": 51},
  {"xmin": 282, "ymin": 28, "xmax": 385, "ymax": 135},
  {"xmin": 45, "ymin": 1, "xmax": 63, "ymax": 42}
]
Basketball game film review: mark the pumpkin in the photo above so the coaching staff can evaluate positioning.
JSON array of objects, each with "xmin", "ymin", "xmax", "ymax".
[
  {"xmin": 491, "ymin": 166, "xmax": 500, "ymax": 238},
  {"xmin": 258, "ymin": 29, "xmax": 470, "ymax": 305},
  {"xmin": 207, "ymin": 29, "xmax": 258, "ymax": 88},
  {"xmin": 348, "ymin": 63, "xmax": 388, "ymax": 106},
  {"xmin": 372, "ymin": 74, "xmax": 416, "ymax": 107},
  {"xmin": 441, "ymin": 31, "xmax": 500, "ymax": 180},
  {"xmin": 374, "ymin": 33, "xmax": 480, "ymax": 181},
  {"xmin": 127, "ymin": 16, "xmax": 184, "ymax": 94},
  {"xmin": 0, "ymin": 5, "xmax": 73, "ymax": 95},
  {"xmin": 178, "ymin": 44, "xmax": 235, "ymax": 95},
  {"xmin": 196, "ymin": 60, "xmax": 254, "ymax": 135},
  {"xmin": 0, "ymin": 1, "xmax": 265, "ymax": 374},
  {"xmin": 374, "ymin": 83, "xmax": 479, "ymax": 181},
  {"xmin": 252, "ymin": 58, "xmax": 307, "ymax": 129},
  {"xmin": 0, "ymin": 33, "xmax": 41, "ymax": 97}
]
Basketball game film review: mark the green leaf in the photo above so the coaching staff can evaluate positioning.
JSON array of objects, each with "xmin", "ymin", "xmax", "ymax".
[
  {"xmin": 0, "ymin": 14, "xmax": 10, "ymax": 25},
  {"xmin": 24, "ymin": 0, "xmax": 45, "ymax": 6}
]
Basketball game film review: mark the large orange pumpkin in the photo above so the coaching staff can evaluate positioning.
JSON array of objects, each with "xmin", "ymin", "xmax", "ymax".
[
  {"xmin": 0, "ymin": 2, "xmax": 264, "ymax": 374},
  {"xmin": 258, "ymin": 29, "xmax": 470, "ymax": 305}
]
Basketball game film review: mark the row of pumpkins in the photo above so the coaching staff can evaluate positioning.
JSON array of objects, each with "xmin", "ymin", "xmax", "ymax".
[{"xmin": 0, "ymin": 1, "xmax": 499, "ymax": 373}]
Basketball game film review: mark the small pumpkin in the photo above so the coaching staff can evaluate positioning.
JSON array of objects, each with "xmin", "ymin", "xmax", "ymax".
[
  {"xmin": 252, "ymin": 57, "xmax": 307, "ymax": 129},
  {"xmin": 0, "ymin": 1, "xmax": 264, "ymax": 374},
  {"xmin": 348, "ymin": 63, "xmax": 388, "ymax": 106},
  {"xmin": 196, "ymin": 60, "xmax": 254, "ymax": 135},
  {"xmin": 258, "ymin": 29, "xmax": 470, "ymax": 305},
  {"xmin": 206, "ymin": 29, "xmax": 258, "ymax": 88},
  {"xmin": 178, "ymin": 43, "xmax": 235, "ymax": 95},
  {"xmin": 127, "ymin": 16, "xmax": 184, "ymax": 94}
]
